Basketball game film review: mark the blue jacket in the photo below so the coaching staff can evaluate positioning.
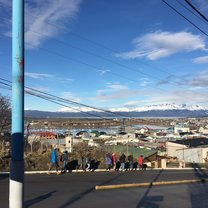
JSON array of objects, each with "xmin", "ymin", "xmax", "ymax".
[
  {"xmin": 51, "ymin": 149, "xmax": 57, "ymax": 163},
  {"xmin": 105, "ymin": 156, "xmax": 112, "ymax": 165}
]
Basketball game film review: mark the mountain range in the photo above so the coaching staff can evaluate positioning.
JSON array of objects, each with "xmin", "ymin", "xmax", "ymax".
[{"xmin": 25, "ymin": 103, "xmax": 208, "ymax": 118}]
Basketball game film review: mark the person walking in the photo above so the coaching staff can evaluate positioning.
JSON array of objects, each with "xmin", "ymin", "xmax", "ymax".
[
  {"xmin": 47, "ymin": 144, "xmax": 61, "ymax": 175},
  {"xmin": 61, "ymin": 150, "xmax": 68, "ymax": 173},
  {"xmin": 111, "ymin": 153, "xmax": 116, "ymax": 170},
  {"xmin": 105, "ymin": 153, "xmax": 112, "ymax": 172},
  {"xmin": 128, "ymin": 153, "xmax": 134, "ymax": 171},
  {"xmin": 138, "ymin": 155, "xmax": 143, "ymax": 171},
  {"xmin": 85, "ymin": 156, "xmax": 91, "ymax": 171},
  {"xmin": 119, "ymin": 153, "xmax": 126, "ymax": 171}
]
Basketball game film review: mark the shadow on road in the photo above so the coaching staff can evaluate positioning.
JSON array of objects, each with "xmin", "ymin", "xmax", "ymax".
[
  {"xmin": 189, "ymin": 163, "xmax": 208, "ymax": 208},
  {"xmin": 191, "ymin": 163, "xmax": 208, "ymax": 182},
  {"xmin": 136, "ymin": 170, "xmax": 164, "ymax": 208},
  {"xmin": 0, "ymin": 173, "xmax": 9, "ymax": 181},
  {"xmin": 58, "ymin": 172, "xmax": 125, "ymax": 208},
  {"xmin": 24, "ymin": 190, "xmax": 57, "ymax": 208}
]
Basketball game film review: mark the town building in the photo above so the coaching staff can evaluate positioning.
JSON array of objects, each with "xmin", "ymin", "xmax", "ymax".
[{"xmin": 166, "ymin": 138, "xmax": 208, "ymax": 163}]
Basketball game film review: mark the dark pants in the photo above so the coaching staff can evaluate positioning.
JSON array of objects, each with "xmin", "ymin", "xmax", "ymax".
[{"xmin": 49, "ymin": 162, "xmax": 59, "ymax": 171}]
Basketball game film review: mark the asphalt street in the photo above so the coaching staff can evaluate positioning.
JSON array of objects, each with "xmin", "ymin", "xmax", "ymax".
[{"xmin": 1, "ymin": 169, "xmax": 208, "ymax": 208}]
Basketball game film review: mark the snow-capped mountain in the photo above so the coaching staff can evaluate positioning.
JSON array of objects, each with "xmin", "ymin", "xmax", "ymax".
[
  {"xmin": 110, "ymin": 103, "xmax": 207, "ymax": 112},
  {"xmin": 25, "ymin": 103, "xmax": 208, "ymax": 118}
]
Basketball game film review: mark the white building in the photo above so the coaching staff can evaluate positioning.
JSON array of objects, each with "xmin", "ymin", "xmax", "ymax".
[
  {"xmin": 166, "ymin": 138, "xmax": 208, "ymax": 163},
  {"xmin": 176, "ymin": 147, "xmax": 208, "ymax": 163},
  {"xmin": 199, "ymin": 126, "xmax": 208, "ymax": 134},
  {"xmin": 174, "ymin": 125, "xmax": 190, "ymax": 134}
]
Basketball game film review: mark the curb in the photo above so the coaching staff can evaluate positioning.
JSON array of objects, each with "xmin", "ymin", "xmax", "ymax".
[
  {"xmin": 0, "ymin": 167, "xmax": 205, "ymax": 175},
  {"xmin": 95, "ymin": 179, "xmax": 208, "ymax": 190}
]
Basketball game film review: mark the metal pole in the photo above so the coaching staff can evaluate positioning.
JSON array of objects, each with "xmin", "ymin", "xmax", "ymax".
[{"xmin": 10, "ymin": 0, "xmax": 24, "ymax": 208}]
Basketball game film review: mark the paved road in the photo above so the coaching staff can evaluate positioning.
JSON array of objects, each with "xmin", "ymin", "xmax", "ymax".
[{"xmin": 1, "ymin": 169, "xmax": 208, "ymax": 208}]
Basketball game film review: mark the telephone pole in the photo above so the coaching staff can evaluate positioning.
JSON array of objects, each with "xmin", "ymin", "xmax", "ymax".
[{"xmin": 10, "ymin": 0, "xmax": 25, "ymax": 207}]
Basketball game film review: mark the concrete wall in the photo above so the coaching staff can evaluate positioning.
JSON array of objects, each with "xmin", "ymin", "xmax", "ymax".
[
  {"xmin": 166, "ymin": 141, "xmax": 186, "ymax": 157},
  {"xmin": 176, "ymin": 147, "xmax": 208, "ymax": 163}
]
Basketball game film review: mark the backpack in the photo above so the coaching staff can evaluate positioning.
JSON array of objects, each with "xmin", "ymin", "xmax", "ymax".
[{"xmin": 60, "ymin": 154, "xmax": 64, "ymax": 162}]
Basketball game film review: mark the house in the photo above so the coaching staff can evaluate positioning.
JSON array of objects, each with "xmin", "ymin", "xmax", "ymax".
[
  {"xmin": 143, "ymin": 151, "xmax": 167, "ymax": 168},
  {"xmin": 30, "ymin": 131, "xmax": 57, "ymax": 140},
  {"xmin": 199, "ymin": 126, "xmax": 208, "ymax": 134},
  {"xmin": 166, "ymin": 138, "xmax": 208, "ymax": 163},
  {"xmin": 174, "ymin": 125, "xmax": 190, "ymax": 134},
  {"xmin": 135, "ymin": 126, "xmax": 149, "ymax": 135}
]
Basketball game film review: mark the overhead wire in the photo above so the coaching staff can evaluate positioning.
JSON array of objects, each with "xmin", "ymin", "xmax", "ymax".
[
  {"xmin": 161, "ymin": 0, "xmax": 208, "ymax": 37},
  {"xmin": 26, "ymin": 42, "xmax": 208, "ymax": 104},
  {"xmin": 0, "ymin": 15, "xmax": 185, "ymax": 91},
  {"xmin": 175, "ymin": 0, "xmax": 208, "ymax": 25},
  {"xmin": 0, "ymin": 80, "xmax": 113, "ymax": 119},
  {"xmin": 0, "ymin": 4, "xmax": 199, "ymax": 90},
  {"xmin": 0, "ymin": 5, "xmax": 206, "ymax": 94},
  {"xmin": 184, "ymin": 0, "xmax": 208, "ymax": 23},
  {"xmin": 0, "ymin": 14, "xmax": 205, "ymax": 101},
  {"xmin": 0, "ymin": 78, "xmax": 126, "ymax": 118},
  {"xmin": 0, "ymin": 3, "xmax": 208, "ymax": 106}
]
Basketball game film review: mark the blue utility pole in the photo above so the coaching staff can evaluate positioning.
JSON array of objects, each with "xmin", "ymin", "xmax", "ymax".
[{"xmin": 10, "ymin": 0, "xmax": 24, "ymax": 207}]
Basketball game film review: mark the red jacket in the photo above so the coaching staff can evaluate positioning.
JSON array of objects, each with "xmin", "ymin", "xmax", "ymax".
[
  {"xmin": 112, "ymin": 154, "xmax": 116, "ymax": 165},
  {"xmin": 138, "ymin": 156, "xmax": 143, "ymax": 165}
]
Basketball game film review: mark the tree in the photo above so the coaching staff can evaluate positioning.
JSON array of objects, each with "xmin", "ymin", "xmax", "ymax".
[{"xmin": 0, "ymin": 94, "xmax": 11, "ymax": 140}]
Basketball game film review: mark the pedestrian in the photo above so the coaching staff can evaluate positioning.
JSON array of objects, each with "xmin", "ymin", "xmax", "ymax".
[
  {"xmin": 85, "ymin": 156, "xmax": 91, "ymax": 171},
  {"xmin": 111, "ymin": 153, "xmax": 116, "ymax": 170},
  {"xmin": 61, "ymin": 150, "xmax": 68, "ymax": 173},
  {"xmin": 138, "ymin": 155, "xmax": 143, "ymax": 171},
  {"xmin": 47, "ymin": 144, "xmax": 61, "ymax": 175},
  {"xmin": 81, "ymin": 156, "xmax": 87, "ymax": 172},
  {"xmin": 105, "ymin": 153, "xmax": 112, "ymax": 171},
  {"xmin": 119, "ymin": 153, "xmax": 126, "ymax": 171},
  {"xmin": 128, "ymin": 153, "xmax": 134, "ymax": 171},
  {"xmin": 115, "ymin": 161, "xmax": 121, "ymax": 171}
]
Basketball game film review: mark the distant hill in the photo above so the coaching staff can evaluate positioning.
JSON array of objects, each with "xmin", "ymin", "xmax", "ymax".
[{"xmin": 25, "ymin": 109, "xmax": 208, "ymax": 118}]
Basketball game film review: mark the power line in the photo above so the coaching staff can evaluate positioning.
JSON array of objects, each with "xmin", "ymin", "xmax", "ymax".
[
  {"xmin": 26, "ymin": 28, "xmax": 184, "ymax": 87},
  {"xmin": 184, "ymin": 0, "xmax": 208, "ymax": 23},
  {"xmin": 1, "ymin": 4, "xmax": 207, "ymax": 105},
  {"xmin": 0, "ymin": 10, "xmax": 204, "ymax": 96},
  {"xmin": 28, "ymin": 42, "xmax": 208, "ymax": 105},
  {"xmin": 0, "ymin": 80, "xmax": 112, "ymax": 119},
  {"xmin": 174, "ymin": 0, "xmax": 208, "ymax": 25},
  {"xmin": 0, "ymin": 78, "xmax": 125, "ymax": 118},
  {"xmin": 0, "ymin": 5, "xmax": 197, "ymax": 89},
  {"xmin": 162, "ymin": 0, "xmax": 208, "ymax": 37},
  {"xmin": 26, "ymin": 90, "xmax": 106, "ymax": 119},
  {"xmin": 0, "ymin": 24, "xmax": 206, "ymax": 107}
]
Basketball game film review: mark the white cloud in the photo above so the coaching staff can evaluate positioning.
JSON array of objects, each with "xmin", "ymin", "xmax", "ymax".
[
  {"xmin": 107, "ymin": 83, "xmax": 128, "ymax": 90},
  {"xmin": 61, "ymin": 91, "xmax": 81, "ymax": 103},
  {"xmin": 25, "ymin": 72, "xmax": 54, "ymax": 79},
  {"xmin": 141, "ymin": 89, "xmax": 208, "ymax": 105},
  {"xmin": 97, "ymin": 69, "xmax": 110, "ymax": 75},
  {"xmin": 193, "ymin": 56, "xmax": 208, "ymax": 64},
  {"xmin": 93, "ymin": 83, "xmax": 141, "ymax": 102},
  {"xmin": 0, "ymin": 0, "xmax": 82, "ymax": 48},
  {"xmin": 116, "ymin": 31, "xmax": 207, "ymax": 60},
  {"xmin": 57, "ymin": 106, "xmax": 100, "ymax": 112},
  {"xmin": 139, "ymin": 78, "xmax": 151, "ymax": 87},
  {"xmin": 123, "ymin": 100, "xmax": 139, "ymax": 107},
  {"xmin": 185, "ymin": 70, "xmax": 208, "ymax": 87},
  {"xmin": 25, "ymin": 0, "xmax": 82, "ymax": 49}
]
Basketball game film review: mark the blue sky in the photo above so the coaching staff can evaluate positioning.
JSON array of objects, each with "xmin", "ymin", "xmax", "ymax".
[{"xmin": 0, "ymin": 0, "xmax": 208, "ymax": 112}]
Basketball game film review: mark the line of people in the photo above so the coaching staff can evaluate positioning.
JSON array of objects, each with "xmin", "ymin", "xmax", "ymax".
[
  {"xmin": 47, "ymin": 144, "xmax": 146, "ymax": 175},
  {"xmin": 105, "ymin": 152, "xmax": 146, "ymax": 172}
]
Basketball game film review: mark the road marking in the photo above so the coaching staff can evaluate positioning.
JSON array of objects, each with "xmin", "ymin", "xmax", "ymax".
[{"xmin": 95, "ymin": 179, "xmax": 208, "ymax": 190}]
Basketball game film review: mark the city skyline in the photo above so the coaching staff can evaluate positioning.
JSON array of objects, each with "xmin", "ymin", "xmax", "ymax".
[{"xmin": 1, "ymin": 0, "xmax": 208, "ymax": 112}]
